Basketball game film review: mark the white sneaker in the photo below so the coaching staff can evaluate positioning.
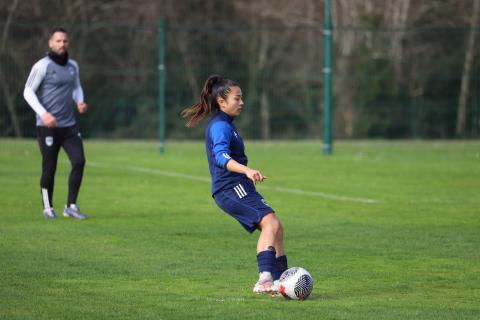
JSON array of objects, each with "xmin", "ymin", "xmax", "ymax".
[
  {"xmin": 43, "ymin": 208, "xmax": 57, "ymax": 219},
  {"xmin": 253, "ymin": 272, "xmax": 278, "ymax": 294},
  {"xmin": 273, "ymin": 280, "xmax": 280, "ymax": 291},
  {"xmin": 270, "ymin": 280, "xmax": 281, "ymax": 297},
  {"xmin": 63, "ymin": 204, "xmax": 87, "ymax": 220}
]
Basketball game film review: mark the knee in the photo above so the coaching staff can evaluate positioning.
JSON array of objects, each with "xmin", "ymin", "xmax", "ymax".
[
  {"xmin": 274, "ymin": 218, "xmax": 283, "ymax": 235},
  {"xmin": 43, "ymin": 162, "xmax": 57, "ymax": 175},
  {"xmin": 262, "ymin": 213, "xmax": 283, "ymax": 234},
  {"xmin": 276, "ymin": 219, "xmax": 284, "ymax": 234},
  {"xmin": 72, "ymin": 157, "xmax": 86, "ymax": 170}
]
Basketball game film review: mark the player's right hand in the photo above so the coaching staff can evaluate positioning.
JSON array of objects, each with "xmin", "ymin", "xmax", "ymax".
[{"xmin": 41, "ymin": 112, "xmax": 57, "ymax": 128}]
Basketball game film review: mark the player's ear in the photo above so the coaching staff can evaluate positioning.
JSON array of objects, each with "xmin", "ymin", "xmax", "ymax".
[{"xmin": 217, "ymin": 96, "xmax": 226, "ymax": 108}]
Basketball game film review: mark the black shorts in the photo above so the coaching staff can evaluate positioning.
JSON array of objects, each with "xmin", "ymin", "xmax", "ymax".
[
  {"xmin": 36, "ymin": 124, "xmax": 85, "ymax": 163},
  {"xmin": 37, "ymin": 124, "xmax": 81, "ymax": 144}
]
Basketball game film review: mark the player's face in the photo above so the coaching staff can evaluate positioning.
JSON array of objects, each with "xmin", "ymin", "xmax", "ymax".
[
  {"xmin": 218, "ymin": 86, "xmax": 244, "ymax": 118},
  {"xmin": 49, "ymin": 32, "xmax": 69, "ymax": 55}
]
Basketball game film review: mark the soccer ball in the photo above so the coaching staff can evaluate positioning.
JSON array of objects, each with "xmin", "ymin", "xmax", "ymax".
[{"xmin": 278, "ymin": 267, "xmax": 314, "ymax": 300}]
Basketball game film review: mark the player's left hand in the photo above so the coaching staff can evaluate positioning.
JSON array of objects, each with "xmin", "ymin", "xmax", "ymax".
[
  {"xmin": 77, "ymin": 102, "xmax": 88, "ymax": 114},
  {"xmin": 246, "ymin": 168, "xmax": 267, "ymax": 184}
]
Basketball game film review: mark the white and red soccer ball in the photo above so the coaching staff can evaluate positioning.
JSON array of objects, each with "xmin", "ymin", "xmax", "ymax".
[{"xmin": 278, "ymin": 267, "xmax": 314, "ymax": 300}]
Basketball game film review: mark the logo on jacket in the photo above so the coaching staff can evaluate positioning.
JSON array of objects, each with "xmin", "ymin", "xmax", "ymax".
[
  {"xmin": 222, "ymin": 153, "xmax": 231, "ymax": 160},
  {"xmin": 45, "ymin": 136, "xmax": 54, "ymax": 147}
]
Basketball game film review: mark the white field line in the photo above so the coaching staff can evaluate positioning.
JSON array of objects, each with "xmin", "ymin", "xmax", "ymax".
[
  {"xmin": 265, "ymin": 186, "xmax": 378, "ymax": 204},
  {"xmin": 88, "ymin": 161, "xmax": 379, "ymax": 204}
]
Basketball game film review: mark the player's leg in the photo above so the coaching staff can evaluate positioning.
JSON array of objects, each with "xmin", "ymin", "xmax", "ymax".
[
  {"xmin": 257, "ymin": 212, "xmax": 288, "ymax": 290},
  {"xmin": 37, "ymin": 127, "xmax": 61, "ymax": 218},
  {"xmin": 266, "ymin": 215, "xmax": 288, "ymax": 281},
  {"xmin": 255, "ymin": 213, "xmax": 281, "ymax": 292},
  {"xmin": 61, "ymin": 125, "xmax": 87, "ymax": 219},
  {"xmin": 257, "ymin": 212, "xmax": 283, "ymax": 253},
  {"xmin": 213, "ymin": 186, "xmax": 275, "ymax": 293},
  {"xmin": 213, "ymin": 184, "xmax": 286, "ymax": 293}
]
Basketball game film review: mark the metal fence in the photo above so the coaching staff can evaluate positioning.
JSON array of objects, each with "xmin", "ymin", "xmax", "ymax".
[{"xmin": 1, "ymin": 20, "xmax": 479, "ymax": 140}]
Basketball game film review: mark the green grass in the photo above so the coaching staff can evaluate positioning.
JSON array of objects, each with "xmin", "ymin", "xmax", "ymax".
[{"xmin": 0, "ymin": 139, "xmax": 479, "ymax": 319}]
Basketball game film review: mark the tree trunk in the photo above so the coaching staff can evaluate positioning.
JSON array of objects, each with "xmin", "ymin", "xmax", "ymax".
[
  {"xmin": 456, "ymin": 0, "xmax": 480, "ymax": 137},
  {"xmin": 387, "ymin": 0, "xmax": 411, "ymax": 85},
  {"xmin": 0, "ymin": 0, "xmax": 22, "ymax": 137},
  {"xmin": 258, "ymin": 28, "xmax": 270, "ymax": 140},
  {"xmin": 332, "ymin": 0, "xmax": 363, "ymax": 138}
]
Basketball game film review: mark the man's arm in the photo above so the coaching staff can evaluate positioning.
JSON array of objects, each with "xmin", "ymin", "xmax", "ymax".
[
  {"xmin": 71, "ymin": 60, "xmax": 88, "ymax": 114},
  {"xmin": 23, "ymin": 60, "xmax": 57, "ymax": 127}
]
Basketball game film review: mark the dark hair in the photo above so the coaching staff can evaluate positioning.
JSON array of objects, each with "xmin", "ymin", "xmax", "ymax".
[
  {"xmin": 181, "ymin": 75, "xmax": 239, "ymax": 128},
  {"xmin": 49, "ymin": 27, "xmax": 68, "ymax": 38}
]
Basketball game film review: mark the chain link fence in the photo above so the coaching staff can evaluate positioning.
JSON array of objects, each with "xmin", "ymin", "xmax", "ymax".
[{"xmin": 1, "ymin": 20, "xmax": 479, "ymax": 139}]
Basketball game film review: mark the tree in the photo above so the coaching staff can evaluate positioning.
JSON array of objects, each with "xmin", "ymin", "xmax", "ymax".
[
  {"xmin": 456, "ymin": 0, "xmax": 479, "ymax": 137},
  {"xmin": 0, "ymin": 0, "xmax": 21, "ymax": 137}
]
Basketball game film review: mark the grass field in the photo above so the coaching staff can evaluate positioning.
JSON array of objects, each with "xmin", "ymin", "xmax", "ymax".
[{"xmin": 0, "ymin": 139, "xmax": 479, "ymax": 319}]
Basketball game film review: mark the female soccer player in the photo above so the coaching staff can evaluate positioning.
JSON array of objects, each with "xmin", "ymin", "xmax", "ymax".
[{"xmin": 182, "ymin": 75, "xmax": 288, "ymax": 294}]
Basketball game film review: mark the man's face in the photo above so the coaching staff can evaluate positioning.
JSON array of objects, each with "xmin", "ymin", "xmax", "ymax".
[{"xmin": 48, "ymin": 31, "xmax": 68, "ymax": 55}]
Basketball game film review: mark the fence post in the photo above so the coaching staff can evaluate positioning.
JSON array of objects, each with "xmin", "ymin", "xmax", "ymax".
[{"xmin": 323, "ymin": 0, "xmax": 333, "ymax": 155}]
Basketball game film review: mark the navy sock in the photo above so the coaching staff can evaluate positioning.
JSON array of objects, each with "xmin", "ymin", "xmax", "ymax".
[
  {"xmin": 273, "ymin": 255, "xmax": 288, "ymax": 280},
  {"xmin": 257, "ymin": 246, "xmax": 276, "ymax": 274}
]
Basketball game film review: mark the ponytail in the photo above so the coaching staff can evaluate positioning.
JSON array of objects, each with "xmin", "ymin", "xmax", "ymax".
[{"xmin": 182, "ymin": 74, "xmax": 239, "ymax": 128}]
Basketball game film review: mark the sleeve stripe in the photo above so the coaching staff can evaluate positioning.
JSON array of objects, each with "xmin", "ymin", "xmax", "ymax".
[{"xmin": 26, "ymin": 69, "xmax": 38, "ymax": 88}]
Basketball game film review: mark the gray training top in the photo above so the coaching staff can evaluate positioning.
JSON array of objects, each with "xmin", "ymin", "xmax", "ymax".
[{"xmin": 24, "ymin": 55, "xmax": 84, "ymax": 127}]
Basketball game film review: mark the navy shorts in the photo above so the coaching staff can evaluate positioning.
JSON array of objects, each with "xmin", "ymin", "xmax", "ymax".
[{"xmin": 213, "ymin": 181, "xmax": 275, "ymax": 233}]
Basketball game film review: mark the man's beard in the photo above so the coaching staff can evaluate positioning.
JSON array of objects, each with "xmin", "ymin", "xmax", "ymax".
[{"xmin": 48, "ymin": 50, "xmax": 69, "ymax": 66}]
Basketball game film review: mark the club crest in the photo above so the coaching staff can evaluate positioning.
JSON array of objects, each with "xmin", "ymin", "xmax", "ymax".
[{"xmin": 45, "ymin": 136, "xmax": 54, "ymax": 147}]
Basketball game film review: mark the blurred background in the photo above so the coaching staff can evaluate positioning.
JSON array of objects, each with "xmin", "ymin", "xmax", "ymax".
[{"xmin": 1, "ymin": 0, "xmax": 479, "ymax": 140}]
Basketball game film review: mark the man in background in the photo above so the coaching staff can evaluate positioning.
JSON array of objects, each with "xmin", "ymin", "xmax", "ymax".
[{"xmin": 24, "ymin": 27, "xmax": 88, "ymax": 220}]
